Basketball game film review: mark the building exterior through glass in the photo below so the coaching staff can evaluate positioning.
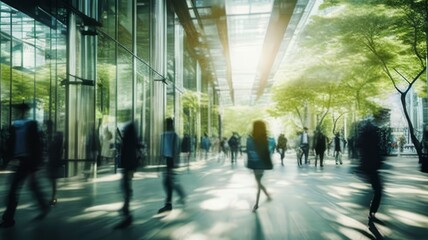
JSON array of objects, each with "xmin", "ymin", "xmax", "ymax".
[{"xmin": 0, "ymin": 1, "xmax": 220, "ymax": 177}]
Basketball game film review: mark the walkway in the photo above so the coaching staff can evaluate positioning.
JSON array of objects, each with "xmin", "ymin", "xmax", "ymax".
[{"xmin": 0, "ymin": 152, "xmax": 427, "ymax": 240}]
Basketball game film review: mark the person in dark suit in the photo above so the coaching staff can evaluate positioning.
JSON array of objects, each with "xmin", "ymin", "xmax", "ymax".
[
  {"xmin": 0, "ymin": 103, "xmax": 49, "ymax": 228},
  {"xmin": 228, "ymin": 132, "xmax": 240, "ymax": 163},
  {"xmin": 276, "ymin": 133, "xmax": 288, "ymax": 166},
  {"xmin": 115, "ymin": 121, "xmax": 139, "ymax": 229},
  {"xmin": 334, "ymin": 132, "xmax": 345, "ymax": 165},
  {"xmin": 314, "ymin": 128, "xmax": 327, "ymax": 167},
  {"xmin": 356, "ymin": 111, "xmax": 387, "ymax": 222}
]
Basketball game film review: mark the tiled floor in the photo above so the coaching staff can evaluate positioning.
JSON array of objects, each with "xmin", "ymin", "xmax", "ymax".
[{"xmin": 0, "ymin": 153, "xmax": 427, "ymax": 239}]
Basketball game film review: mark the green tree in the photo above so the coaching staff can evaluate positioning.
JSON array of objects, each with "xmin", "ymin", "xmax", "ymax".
[{"xmin": 334, "ymin": 3, "xmax": 426, "ymax": 161}]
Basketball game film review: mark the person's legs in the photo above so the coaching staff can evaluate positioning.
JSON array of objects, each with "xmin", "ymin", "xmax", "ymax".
[
  {"xmin": 159, "ymin": 167, "xmax": 173, "ymax": 213},
  {"xmin": 280, "ymin": 149, "xmax": 284, "ymax": 165},
  {"xmin": 28, "ymin": 172, "xmax": 49, "ymax": 220},
  {"xmin": 303, "ymin": 145, "xmax": 309, "ymax": 164},
  {"xmin": 298, "ymin": 148, "xmax": 303, "ymax": 166},
  {"xmin": 122, "ymin": 170, "xmax": 132, "ymax": 216},
  {"xmin": 253, "ymin": 171, "xmax": 261, "ymax": 211},
  {"xmin": 50, "ymin": 178, "xmax": 57, "ymax": 206},
  {"xmin": 335, "ymin": 151, "xmax": 339, "ymax": 164},
  {"xmin": 1, "ymin": 166, "xmax": 28, "ymax": 227},
  {"xmin": 320, "ymin": 152, "xmax": 324, "ymax": 167},
  {"xmin": 114, "ymin": 170, "xmax": 133, "ymax": 229},
  {"xmin": 369, "ymin": 172, "xmax": 382, "ymax": 218},
  {"xmin": 232, "ymin": 150, "xmax": 237, "ymax": 162},
  {"xmin": 253, "ymin": 170, "xmax": 269, "ymax": 211},
  {"xmin": 164, "ymin": 170, "xmax": 173, "ymax": 204},
  {"xmin": 314, "ymin": 152, "xmax": 318, "ymax": 167},
  {"xmin": 171, "ymin": 171, "xmax": 186, "ymax": 204}
]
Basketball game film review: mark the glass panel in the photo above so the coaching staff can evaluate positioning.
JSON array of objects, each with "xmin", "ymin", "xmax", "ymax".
[
  {"xmin": 0, "ymin": 5, "xmax": 13, "ymax": 127},
  {"xmin": 137, "ymin": 0, "xmax": 150, "ymax": 62},
  {"xmin": 117, "ymin": 47, "xmax": 133, "ymax": 126},
  {"xmin": 166, "ymin": 83, "xmax": 174, "ymax": 119},
  {"xmin": 118, "ymin": 0, "xmax": 133, "ymax": 51},
  {"xmin": 166, "ymin": 7, "xmax": 175, "ymax": 84},
  {"xmin": 50, "ymin": 27, "xmax": 67, "ymax": 136},
  {"xmin": 135, "ymin": 60, "xmax": 151, "ymax": 147},
  {"xmin": 183, "ymin": 43, "xmax": 196, "ymax": 90},
  {"xmin": 100, "ymin": 0, "xmax": 116, "ymax": 39},
  {"xmin": 97, "ymin": 34, "xmax": 117, "ymax": 166}
]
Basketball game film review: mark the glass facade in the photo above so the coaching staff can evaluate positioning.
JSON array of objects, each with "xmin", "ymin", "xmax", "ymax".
[
  {"xmin": 0, "ymin": 1, "xmax": 218, "ymax": 177},
  {"xmin": 0, "ymin": 4, "xmax": 67, "ymax": 146}
]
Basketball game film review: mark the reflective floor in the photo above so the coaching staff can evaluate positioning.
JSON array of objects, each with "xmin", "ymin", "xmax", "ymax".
[{"xmin": 0, "ymin": 152, "xmax": 427, "ymax": 240}]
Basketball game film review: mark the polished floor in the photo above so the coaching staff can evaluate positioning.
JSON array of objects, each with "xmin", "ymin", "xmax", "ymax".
[{"xmin": 0, "ymin": 152, "xmax": 427, "ymax": 240}]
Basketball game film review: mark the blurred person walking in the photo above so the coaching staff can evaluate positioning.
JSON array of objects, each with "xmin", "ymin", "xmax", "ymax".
[
  {"xmin": 201, "ymin": 133, "xmax": 211, "ymax": 159},
  {"xmin": 0, "ymin": 103, "xmax": 49, "ymax": 228},
  {"xmin": 276, "ymin": 133, "xmax": 288, "ymax": 166},
  {"xmin": 158, "ymin": 118, "xmax": 186, "ymax": 213},
  {"xmin": 47, "ymin": 131, "xmax": 64, "ymax": 206},
  {"xmin": 334, "ymin": 132, "xmax": 344, "ymax": 165},
  {"xmin": 115, "ymin": 121, "xmax": 139, "ymax": 228},
  {"xmin": 228, "ymin": 132, "xmax": 240, "ymax": 163},
  {"xmin": 314, "ymin": 128, "xmax": 327, "ymax": 167},
  {"xmin": 246, "ymin": 120, "xmax": 275, "ymax": 212},
  {"xmin": 299, "ymin": 127, "xmax": 310, "ymax": 165},
  {"xmin": 219, "ymin": 137, "xmax": 229, "ymax": 162},
  {"xmin": 181, "ymin": 133, "xmax": 192, "ymax": 169},
  {"xmin": 356, "ymin": 111, "xmax": 387, "ymax": 222}
]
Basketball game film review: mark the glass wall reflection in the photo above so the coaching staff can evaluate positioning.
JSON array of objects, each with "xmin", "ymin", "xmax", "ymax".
[
  {"xmin": 0, "ymin": 0, "xmax": 217, "ymax": 175},
  {"xmin": 0, "ymin": 3, "xmax": 66, "ymax": 150}
]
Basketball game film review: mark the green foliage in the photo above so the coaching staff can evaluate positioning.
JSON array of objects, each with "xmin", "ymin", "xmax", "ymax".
[
  {"xmin": 273, "ymin": 0, "xmax": 427, "ymax": 132},
  {"xmin": 222, "ymin": 106, "xmax": 268, "ymax": 137},
  {"xmin": 1, "ymin": 64, "xmax": 34, "ymax": 101}
]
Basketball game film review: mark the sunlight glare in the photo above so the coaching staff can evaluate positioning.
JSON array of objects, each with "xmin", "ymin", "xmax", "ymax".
[
  {"xmin": 231, "ymin": 46, "xmax": 261, "ymax": 74},
  {"xmin": 338, "ymin": 226, "xmax": 365, "ymax": 240},
  {"xmin": 208, "ymin": 222, "xmax": 237, "ymax": 235},
  {"xmin": 200, "ymin": 198, "xmax": 229, "ymax": 211},
  {"xmin": 385, "ymin": 187, "xmax": 428, "ymax": 195},
  {"xmin": 171, "ymin": 222, "xmax": 198, "ymax": 239},
  {"xmin": 84, "ymin": 202, "xmax": 123, "ymax": 212},
  {"xmin": 67, "ymin": 212, "xmax": 105, "ymax": 222},
  {"xmin": 56, "ymin": 197, "xmax": 83, "ymax": 203},
  {"xmin": 390, "ymin": 209, "xmax": 428, "ymax": 227},
  {"xmin": 92, "ymin": 174, "xmax": 121, "ymax": 183}
]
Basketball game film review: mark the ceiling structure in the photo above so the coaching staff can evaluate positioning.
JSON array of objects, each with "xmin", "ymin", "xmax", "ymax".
[
  {"xmin": 172, "ymin": 0, "xmax": 318, "ymax": 107},
  {"xmin": 2, "ymin": 0, "xmax": 319, "ymax": 108}
]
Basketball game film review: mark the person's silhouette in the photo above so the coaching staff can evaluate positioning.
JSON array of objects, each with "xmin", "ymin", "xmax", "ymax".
[
  {"xmin": 115, "ymin": 121, "xmax": 139, "ymax": 229},
  {"xmin": 47, "ymin": 131, "xmax": 64, "ymax": 206},
  {"xmin": 356, "ymin": 111, "xmax": 387, "ymax": 222},
  {"xmin": 246, "ymin": 120, "xmax": 275, "ymax": 211},
  {"xmin": 158, "ymin": 118, "xmax": 186, "ymax": 213},
  {"xmin": 0, "ymin": 103, "xmax": 49, "ymax": 228}
]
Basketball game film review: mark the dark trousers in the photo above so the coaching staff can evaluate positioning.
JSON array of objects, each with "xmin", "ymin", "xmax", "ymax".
[
  {"xmin": 315, "ymin": 151, "xmax": 325, "ymax": 166},
  {"xmin": 2, "ymin": 165, "xmax": 47, "ymax": 222},
  {"xmin": 163, "ymin": 158, "xmax": 185, "ymax": 204},
  {"xmin": 368, "ymin": 172, "xmax": 382, "ymax": 214},
  {"xmin": 121, "ymin": 169, "xmax": 133, "ymax": 217},
  {"xmin": 300, "ymin": 144, "xmax": 309, "ymax": 164},
  {"xmin": 230, "ymin": 149, "xmax": 238, "ymax": 162},
  {"xmin": 278, "ymin": 149, "xmax": 285, "ymax": 165}
]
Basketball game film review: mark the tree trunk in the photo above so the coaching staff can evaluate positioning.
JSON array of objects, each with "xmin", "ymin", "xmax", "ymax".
[{"xmin": 400, "ymin": 94, "xmax": 423, "ymax": 162}]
